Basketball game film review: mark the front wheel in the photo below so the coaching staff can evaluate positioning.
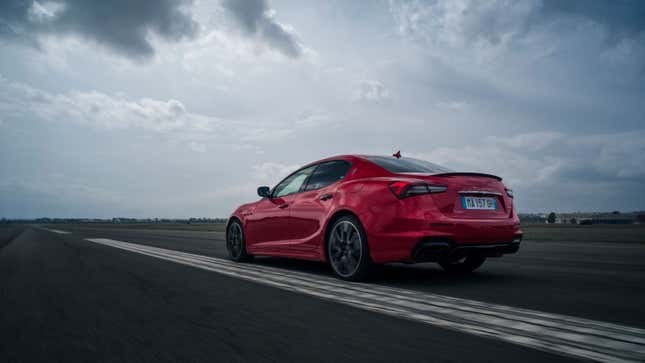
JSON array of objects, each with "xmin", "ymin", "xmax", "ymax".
[
  {"xmin": 226, "ymin": 220, "xmax": 253, "ymax": 262},
  {"xmin": 327, "ymin": 215, "xmax": 374, "ymax": 281},
  {"xmin": 439, "ymin": 255, "xmax": 486, "ymax": 273}
]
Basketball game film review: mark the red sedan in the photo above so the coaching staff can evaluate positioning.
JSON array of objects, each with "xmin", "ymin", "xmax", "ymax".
[{"xmin": 227, "ymin": 154, "xmax": 522, "ymax": 281}]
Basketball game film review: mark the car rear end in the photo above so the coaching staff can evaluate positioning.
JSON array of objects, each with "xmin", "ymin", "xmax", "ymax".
[{"xmin": 355, "ymin": 156, "xmax": 522, "ymax": 264}]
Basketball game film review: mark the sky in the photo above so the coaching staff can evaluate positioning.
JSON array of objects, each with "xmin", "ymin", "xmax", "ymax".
[{"xmin": 1, "ymin": 0, "xmax": 644, "ymax": 218}]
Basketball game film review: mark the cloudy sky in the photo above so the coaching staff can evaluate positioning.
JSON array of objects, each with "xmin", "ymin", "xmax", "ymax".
[{"xmin": 1, "ymin": 0, "xmax": 644, "ymax": 218}]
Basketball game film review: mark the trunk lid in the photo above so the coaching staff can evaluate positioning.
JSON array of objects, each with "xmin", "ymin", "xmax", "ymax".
[{"xmin": 397, "ymin": 172, "xmax": 511, "ymax": 219}]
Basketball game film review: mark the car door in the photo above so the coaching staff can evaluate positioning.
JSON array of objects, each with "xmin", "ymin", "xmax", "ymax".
[
  {"xmin": 244, "ymin": 197, "xmax": 294, "ymax": 247},
  {"xmin": 245, "ymin": 165, "xmax": 316, "ymax": 251},
  {"xmin": 289, "ymin": 160, "xmax": 352, "ymax": 246}
]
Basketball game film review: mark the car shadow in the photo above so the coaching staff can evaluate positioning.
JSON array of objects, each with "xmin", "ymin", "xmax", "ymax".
[
  {"xmin": 251, "ymin": 256, "xmax": 330, "ymax": 276},
  {"xmin": 250, "ymin": 256, "xmax": 522, "ymax": 287},
  {"xmin": 374, "ymin": 263, "xmax": 524, "ymax": 287}
]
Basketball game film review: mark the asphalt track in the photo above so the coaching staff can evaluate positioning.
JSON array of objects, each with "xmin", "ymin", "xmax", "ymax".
[{"xmin": 1, "ymin": 225, "xmax": 644, "ymax": 362}]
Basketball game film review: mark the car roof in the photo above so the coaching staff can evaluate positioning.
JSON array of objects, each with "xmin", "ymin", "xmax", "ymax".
[
  {"xmin": 307, "ymin": 154, "xmax": 384, "ymax": 163},
  {"xmin": 303, "ymin": 154, "xmax": 418, "ymax": 167},
  {"xmin": 301, "ymin": 154, "xmax": 363, "ymax": 166}
]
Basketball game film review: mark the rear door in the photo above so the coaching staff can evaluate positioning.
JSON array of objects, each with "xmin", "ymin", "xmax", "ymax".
[{"xmin": 289, "ymin": 160, "xmax": 352, "ymax": 244}]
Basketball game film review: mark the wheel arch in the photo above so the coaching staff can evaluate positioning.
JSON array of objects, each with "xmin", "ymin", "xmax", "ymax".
[
  {"xmin": 323, "ymin": 209, "xmax": 363, "ymax": 262},
  {"xmin": 225, "ymin": 215, "xmax": 242, "ymax": 239}
]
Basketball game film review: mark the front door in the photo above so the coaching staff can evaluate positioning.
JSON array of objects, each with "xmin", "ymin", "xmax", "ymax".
[
  {"xmin": 248, "ymin": 165, "xmax": 316, "ymax": 252},
  {"xmin": 244, "ymin": 196, "xmax": 293, "ymax": 248}
]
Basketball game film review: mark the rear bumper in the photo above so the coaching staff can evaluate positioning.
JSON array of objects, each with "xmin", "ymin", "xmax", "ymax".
[
  {"xmin": 411, "ymin": 239, "xmax": 521, "ymax": 263},
  {"xmin": 365, "ymin": 218, "xmax": 522, "ymax": 264}
]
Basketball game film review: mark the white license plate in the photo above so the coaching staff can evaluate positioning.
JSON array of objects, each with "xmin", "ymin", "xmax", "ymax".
[{"xmin": 462, "ymin": 196, "xmax": 497, "ymax": 210}]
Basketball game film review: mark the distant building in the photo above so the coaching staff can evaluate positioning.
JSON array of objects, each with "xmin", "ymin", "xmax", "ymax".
[
  {"xmin": 637, "ymin": 214, "xmax": 645, "ymax": 224},
  {"xmin": 519, "ymin": 212, "xmax": 641, "ymax": 225},
  {"xmin": 553, "ymin": 212, "xmax": 637, "ymax": 225}
]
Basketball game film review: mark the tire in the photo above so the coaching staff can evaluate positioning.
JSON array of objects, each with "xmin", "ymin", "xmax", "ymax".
[
  {"xmin": 439, "ymin": 255, "xmax": 486, "ymax": 273},
  {"xmin": 327, "ymin": 215, "xmax": 374, "ymax": 281},
  {"xmin": 226, "ymin": 220, "xmax": 253, "ymax": 262}
]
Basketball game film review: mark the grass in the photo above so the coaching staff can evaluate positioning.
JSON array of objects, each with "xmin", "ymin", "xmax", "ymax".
[
  {"xmin": 43, "ymin": 222, "xmax": 228, "ymax": 232},
  {"xmin": 521, "ymin": 223, "xmax": 645, "ymax": 243},
  {"xmin": 30, "ymin": 222, "xmax": 645, "ymax": 243}
]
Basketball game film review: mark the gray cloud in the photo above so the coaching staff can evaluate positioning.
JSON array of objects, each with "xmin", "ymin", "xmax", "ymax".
[
  {"xmin": 352, "ymin": 80, "xmax": 392, "ymax": 103},
  {"xmin": 416, "ymin": 131, "xmax": 645, "ymax": 212},
  {"xmin": 541, "ymin": 0, "xmax": 645, "ymax": 39},
  {"xmin": 0, "ymin": 0, "xmax": 307, "ymax": 60},
  {"xmin": 222, "ymin": 0, "xmax": 303, "ymax": 58},
  {"xmin": 0, "ymin": 0, "xmax": 198, "ymax": 58},
  {"xmin": 389, "ymin": 0, "xmax": 538, "ymax": 46},
  {"xmin": 1, "ymin": 1, "xmax": 644, "ymax": 217},
  {"xmin": 0, "ymin": 0, "xmax": 36, "ymax": 44},
  {"xmin": 390, "ymin": 0, "xmax": 645, "ymax": 48}
]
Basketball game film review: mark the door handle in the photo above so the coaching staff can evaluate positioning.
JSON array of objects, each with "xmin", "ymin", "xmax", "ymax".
[
  {"xmin": 319, "ymin": 193, "xmax": 333, "ymax": 201},
  {"xmin": 278, "ymin": 203, "xmax": 289, "ymax": 209}
]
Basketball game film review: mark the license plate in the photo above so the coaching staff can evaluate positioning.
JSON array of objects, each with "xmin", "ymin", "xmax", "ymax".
[{"xmin": 462, "ymin": 196, "xmax": 497, "ymax": 210}]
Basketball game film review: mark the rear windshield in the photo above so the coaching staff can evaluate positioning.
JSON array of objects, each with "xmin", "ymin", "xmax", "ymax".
[{"xmin": 365, "ymin": 156, "xmax": 453, "ymax": 174}]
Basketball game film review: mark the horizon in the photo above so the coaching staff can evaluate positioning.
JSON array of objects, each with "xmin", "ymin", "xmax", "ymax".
[{"xmin": 4, "ymin": 210, "xmax": 645, "ymax": 221}]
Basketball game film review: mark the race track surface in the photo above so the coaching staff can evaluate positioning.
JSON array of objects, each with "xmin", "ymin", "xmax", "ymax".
[{"xmin": 1, "ymin": 225, "xmax": 644, "ymax": 362}]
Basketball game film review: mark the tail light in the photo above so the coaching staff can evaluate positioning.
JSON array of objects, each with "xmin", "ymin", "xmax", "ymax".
[
  {"xmin": 389, "ymin": 181, "xmax": 447, "ymax": 199},
  {"xmin": 505, "ymin": 188, "xmax": 514, "ymax": 198}
]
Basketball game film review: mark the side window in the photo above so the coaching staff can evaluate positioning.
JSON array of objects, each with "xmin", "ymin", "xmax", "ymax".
[
  {"xmin": 272, "ymin": 166, "xmax": 316, "ymax": 198},
  {"xmin": 304, "ymin": 161, "xmax": 351, "ymax": 191}
]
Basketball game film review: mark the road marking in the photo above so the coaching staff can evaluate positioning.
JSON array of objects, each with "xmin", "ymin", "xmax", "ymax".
[
  {"xmin": 43, "ymin": 228, "xmax": 71, "ymax": 234},
  {"xmin": 85, "ymin": 237, "xmax": 645, "ymax": 363}
]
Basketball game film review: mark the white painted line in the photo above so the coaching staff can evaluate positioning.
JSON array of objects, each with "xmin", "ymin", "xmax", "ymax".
[
  {"xmin": 85, "ymin": 237, "xmax": 645, "ymax": 363},
  {"xmin": 43, "ymin": 228, "xmax": 71, "ymax": 234}
]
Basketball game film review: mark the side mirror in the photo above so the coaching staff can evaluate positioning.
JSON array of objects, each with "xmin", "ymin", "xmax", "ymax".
[{"xmin": 257, "ymin": 186, "xmax": 271, "ymax": 198}]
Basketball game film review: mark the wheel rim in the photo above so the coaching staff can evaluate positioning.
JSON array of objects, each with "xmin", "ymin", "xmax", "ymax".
[
  {"xmin": 227, "ymin": 223, "xmax": 243, "ymax": 258},
  {"xmin": 329, "ymin": 220, "xmax": 362, "ymax": 277}
]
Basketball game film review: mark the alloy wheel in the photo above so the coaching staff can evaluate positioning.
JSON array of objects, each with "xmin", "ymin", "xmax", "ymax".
[
  {"xmin": 227, "ymin": 223, "xmax": 243, "ymax": 259},
  {"xmin": 329, "ymin": 220, "xmax": 362, "ymax": 277}
]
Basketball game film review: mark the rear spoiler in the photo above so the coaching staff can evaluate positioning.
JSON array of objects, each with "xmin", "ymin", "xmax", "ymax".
[{"xmin": 433, "ymin": 172, "xmax": 502, "ymax": 181}]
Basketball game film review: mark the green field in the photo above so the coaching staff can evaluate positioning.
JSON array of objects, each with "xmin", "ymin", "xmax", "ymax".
[
  {"xmin": 521, "ymin": 223, "xmax": 645, "ymax": 243},
  {"xmin": 43, "ymin": 222, "xmax": 228, "ymax": 232},
  {"xmin": 30, "ymin": 222, "xmax": 645, "ymax": 243}
]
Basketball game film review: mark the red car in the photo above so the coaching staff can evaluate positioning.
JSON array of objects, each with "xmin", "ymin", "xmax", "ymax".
[{"xmin": 227, "ymin": 154, "xmax": 522, "ymax": 281}]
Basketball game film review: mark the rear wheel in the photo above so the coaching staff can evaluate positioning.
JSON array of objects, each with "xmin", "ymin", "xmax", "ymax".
[
  {"xmin": 439, "ymin": 255, "xmax": 486, "ymax": 273},
  {"xmin": 226, "ymin": 220, "xmax": 253, "ymax": 262},
  {"xmin": 327, "ymin": 215, "xmax": 374, "ymax": 281}
]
